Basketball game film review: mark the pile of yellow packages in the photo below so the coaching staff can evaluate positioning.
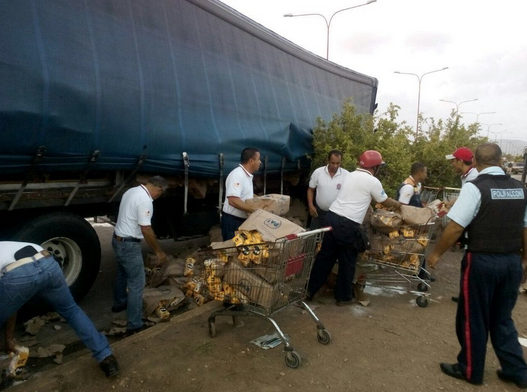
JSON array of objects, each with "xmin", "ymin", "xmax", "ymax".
[{"xmin": 197, "ymin": 230, "xmax": 287, "ymax": 309}]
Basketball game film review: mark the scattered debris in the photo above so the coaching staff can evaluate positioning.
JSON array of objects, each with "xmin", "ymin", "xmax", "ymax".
[
  {"xmin": 40, "ymin": 312, "xmax": 61, "ymax": 322},
  {"xmin": 103, "ymin": 327, "xmax": 127, "ymax": 336},
  {"xmin": 36, "ymin": 344, "xmax": 65, "ymax": 360},
  {"xmin": 250, "ymin": 332, "xmax": 288, "ymax": 350},
  {"xmin": 23, "ymin": 317, "xmax": 46, "ymax": 336}
]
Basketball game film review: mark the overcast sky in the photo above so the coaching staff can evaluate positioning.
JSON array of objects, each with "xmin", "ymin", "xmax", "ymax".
[{"xmin": 220, "ymin": 0, "xmax": 527, "ymax": 154}]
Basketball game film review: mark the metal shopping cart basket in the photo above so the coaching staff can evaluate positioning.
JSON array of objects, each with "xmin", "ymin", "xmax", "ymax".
[
  {"xmin": 421, "ymin": 186, "xmax": 442, "ymax": 205},
  {"xmin": 439, "ymin": 187, "xmax": 461, "ymax": 227},
  {"xmin": 197, "ymin": 227, "xmax": 331, "ymax": 368},
  {"xmin": 357, "ymin": 219, "xmax": 438, "ymax": 308}
]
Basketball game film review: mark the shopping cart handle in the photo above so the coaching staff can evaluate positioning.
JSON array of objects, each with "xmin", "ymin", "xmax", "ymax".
[{"xmin": 284, "ymin": 226, "xmax": 332, "ymax": 240}]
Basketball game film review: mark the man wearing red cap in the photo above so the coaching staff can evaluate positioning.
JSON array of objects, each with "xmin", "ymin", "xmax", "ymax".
[
  {"xmin": 446, "ymin": 147, "xmax": 479, "ymax": 186},
  {"xmin": 307, "ymin": 150, "xmax": 401, "ymax": 306},
  {"xmin": 446, "ymin": 147, "xmax": 479, "ymax": 302}
]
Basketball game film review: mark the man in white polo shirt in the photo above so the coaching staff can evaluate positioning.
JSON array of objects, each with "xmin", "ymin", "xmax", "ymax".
[
  {"xmin": 307, "ymin": 150, "xmax": 402, "ymax": 306},
  {"xmin": 112, "ymin": 175, "xmax": 168, "ymax": 336},
  {"xmin": 307, "ymin": 150, "xmax": 349, "ymax": 229},
  {"xmin": 221, "ymin": 148, "xmax": 261, "ymax": 240}
]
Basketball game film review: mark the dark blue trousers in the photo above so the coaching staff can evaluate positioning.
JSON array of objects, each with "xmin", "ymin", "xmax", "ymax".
[
  {"xmin": 456, "ymin": 251, "xmax": 527, "ymax": 384},
  {"xmin": 221, "ymin": 212, "xmax": 246, "ymax": 241},
  {"xmin": 307, "ymin": 211, "xmax": 361, "ymax": 302}
]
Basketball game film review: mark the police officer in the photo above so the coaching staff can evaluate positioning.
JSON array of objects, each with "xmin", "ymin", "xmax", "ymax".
[
  {"xmin": 428, "ymin": 143, "xmax": 527, "ymax": 387},
  {"xmin": 307, "ymin": 150, "xmax": 401, "ymax": 306}
]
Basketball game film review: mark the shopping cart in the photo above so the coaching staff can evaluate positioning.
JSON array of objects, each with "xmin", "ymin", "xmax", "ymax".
[
  {"xmin": 421, "ymin": 186, "xmax": 442, "ymax": 205},
  {"xmin": 197, "ymin": 227, "xmax": 331, "ymax": 369},
  {"xmin": 357, "ymin": 219, "xmax": 438, "ymax": 308},
  {"xmin": 438, "ymin": 187, "xmax": 461, "ymax": 227}
]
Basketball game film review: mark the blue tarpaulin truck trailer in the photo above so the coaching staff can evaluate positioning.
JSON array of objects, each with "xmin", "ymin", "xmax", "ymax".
[{"xmin": 0, "ymin": 0, "xmax": 378, "ymax": 300}]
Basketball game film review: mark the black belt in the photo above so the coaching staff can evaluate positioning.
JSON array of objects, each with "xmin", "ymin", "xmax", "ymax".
[{"xmin": 114, "ymin": 234, "xmax": 141, "ymax": 243}]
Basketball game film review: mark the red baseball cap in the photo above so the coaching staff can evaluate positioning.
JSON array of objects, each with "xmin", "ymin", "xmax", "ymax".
[{"xmin": 445, "ymin": 147, "xmax": 473, "ymax": 161}]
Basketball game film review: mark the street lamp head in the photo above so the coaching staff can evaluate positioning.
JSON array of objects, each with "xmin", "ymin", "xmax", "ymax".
[
  {"xmin": 367, "ymin": 0, "xmax": 377, "ymax": 4},
  {"xmin": 283, "ymin": 13, "xmax": 293, "ymax": 17}
]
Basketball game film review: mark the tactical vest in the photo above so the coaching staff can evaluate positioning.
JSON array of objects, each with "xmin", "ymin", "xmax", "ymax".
[{"xmin": 466, "ymin": 174, "xmax": 527, "ymax": 253}]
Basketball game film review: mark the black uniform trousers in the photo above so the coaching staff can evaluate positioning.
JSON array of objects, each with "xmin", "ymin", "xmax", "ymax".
[
  {"xmin": 307, "ymin": 211, "xmax": 361, "ymax": 302},
  {"xmin": 456, "ymin": 251, "xmax": 527, "ymax": 384},
  {"xmin": 221, "ymin": 212, "xmax": 246, "ymax": 241},
  {"xmin": 309, "ymin": 205, "xmax": 329, "ymax": 230}
]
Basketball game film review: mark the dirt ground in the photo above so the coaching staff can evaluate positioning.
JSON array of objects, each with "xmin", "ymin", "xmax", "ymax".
[{"xmin": 5, "ymin": 244, "xmax": 527, "ymax": 392}]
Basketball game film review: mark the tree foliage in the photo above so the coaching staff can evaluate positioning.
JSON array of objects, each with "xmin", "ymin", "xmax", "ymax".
[{"xmin": 311, "ymin": 101, "xmax": 488, "ymax": 198}]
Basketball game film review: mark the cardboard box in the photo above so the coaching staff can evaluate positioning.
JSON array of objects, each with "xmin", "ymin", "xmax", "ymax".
[
  {"xmin": 246, "ymin": 194, "xmax": 290, "ymax": 216},
  {"xmin": 239, "ymin": 209, "xmax": 305, "ymax": 242},
  {"xmin": 223, "ymin": 262, "xmax": 274, "ymax": 308},
  {"xmin": 142, "ymin": 285, "xmax": 185, "ymax": 316}
]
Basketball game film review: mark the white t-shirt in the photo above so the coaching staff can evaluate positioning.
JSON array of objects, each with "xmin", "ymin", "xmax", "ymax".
[
  {"xmin": 223, "ymin": 165, "xmax": 254, "ymax": 218},
  {"xmin": 115, "ymin": 184, "xmax": 154, "ymax": 239},
  {"xmin": 330, "ymin": 169, "xmax": 388, "ymax": 224},
  {"xmin": 398, "ymin": 181, "xmax": 422, "ymax": 205},
  {"xmin": 0, "ymin": 241, "xmax": 44, "ymax": 270},
  {"xmin": 461, "ymin": 167, "xmax": 479, "ymax": 186},
  {"xmin": 309, "ymin": 166, "xmax": 349, "ymax": 211}
]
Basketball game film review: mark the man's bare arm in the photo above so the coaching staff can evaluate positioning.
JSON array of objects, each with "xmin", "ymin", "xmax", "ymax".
[
  {"xmin": 380, "ymin": 198, "xmax": 402, "ymax": 210},
  {"xmin": 140, "ymin": 225, "xmax": 167, "ymax": 265},
  {"xmin": 228, "ymin": 196, "xmax": 257, "ymax": 213},
  {"xmin": 307, "ymin": 188, "xmax": 317, "ymax": 217},
  {"xmin": 428, "ymin": 220, "xmax": 465, "ymax": 269},
  {"xmin": 4, "ymin": 313, "xmax": 17, "ymax": 353}
]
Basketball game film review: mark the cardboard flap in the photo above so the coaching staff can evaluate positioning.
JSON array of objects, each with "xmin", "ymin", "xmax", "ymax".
[{"xmin": 239, "ymin": 209, "xmax": 305, "ymax": 242}]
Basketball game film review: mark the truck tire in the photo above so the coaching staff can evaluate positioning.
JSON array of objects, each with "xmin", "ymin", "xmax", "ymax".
[{"xmin": 12, "ymin": 212, "xmax": 101, "ymax": 302}]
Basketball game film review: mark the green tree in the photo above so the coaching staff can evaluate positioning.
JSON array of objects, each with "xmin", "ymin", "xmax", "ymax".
[{"xmin": 311, "ymin": 100, "xmax": 488, "ymax": 196}]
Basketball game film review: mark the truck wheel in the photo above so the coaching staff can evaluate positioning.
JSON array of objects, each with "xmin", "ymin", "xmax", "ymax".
[{"xmin": 12, "ymin": 212, "xmax": 101, "ymax": 302}]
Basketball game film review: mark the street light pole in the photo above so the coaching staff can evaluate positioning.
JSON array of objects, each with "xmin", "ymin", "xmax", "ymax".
[
  {"xmin": 284, "ymin": 0, "xmax": 377, "ymax": 60},
  {"xmin": 460, "ymin": 111, "xmax": 496, "ymax": 123},
  {"xmin": 439, "ymin": 98, "xmax": 478, "ymax": 112},
  {"xmin": 501, "ymin": 131, "xmax": 512, "ymax": 146},
  {"xmin": 480, "ymin": 123, "xmax": 503, "ymax": 138},
  {"xmin": 394, "ymin": 67, "xmax": 449, "ymax": 139}
]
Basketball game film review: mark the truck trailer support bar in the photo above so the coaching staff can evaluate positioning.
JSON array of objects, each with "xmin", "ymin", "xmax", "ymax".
[
  {"xmin": 263, "ymin": 156, "xmax": 268, "ymax": 195},
  {"xmin": 218, "ymin": 153, "xmax": 224, "ymax": 217},
  {"xmin": 9, "ymin": 146, "xmax": 46, "ymax": 211},
  {"xmin": 108, "ymin": 153, "xmax": 147, "ymax": 203},
  {"xmin": 64, "ymin": 150, "xmax": 101, "ymax": 207},
  {"xmin": 182, "ymin": 152, "xmax": 189, "ymax": 216},
  {"xmin": 280, "ymin": 157, "xmax": 286, "ymax": 195}
]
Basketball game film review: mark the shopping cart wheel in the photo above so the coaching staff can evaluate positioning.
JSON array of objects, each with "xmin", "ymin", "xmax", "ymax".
[
  {"xmin": 208, "ymin": 321, "xmax": 217, "ymax": 338},
  {"xmin": 316, "ymin": 329, "xmax": 332, "ymax": 345},
  {"xmin": 416, "ymin": 296, "xmax": 428, "ymax": 308},
  {"xmin": 285, "ymin": 351, "xmax": 301, "ymax": 369},
  {"xmin": 417, "ymin": 283, "xmax": 428, "ymax": 292}
]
